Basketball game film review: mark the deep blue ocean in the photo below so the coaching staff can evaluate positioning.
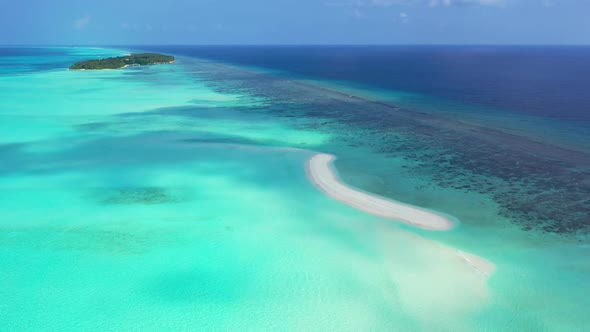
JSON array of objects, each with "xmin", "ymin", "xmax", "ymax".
[{"xmin": 141, "ymin": 45, "xmax": 590, "ymax": 121}]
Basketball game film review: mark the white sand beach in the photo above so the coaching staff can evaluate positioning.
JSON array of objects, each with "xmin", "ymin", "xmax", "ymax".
[
  {"xmin": 306, "ymin": 153, "xmax": 454, "ymax": 231},
  {"xmin": 306, "ymin": 153, "xmax": 496, "ymax": 279}
]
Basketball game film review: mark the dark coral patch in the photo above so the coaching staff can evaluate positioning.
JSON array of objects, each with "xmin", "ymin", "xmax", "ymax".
[{"xmin": 99, "ymin": 187, "xmax": 179, "ymax": 205}]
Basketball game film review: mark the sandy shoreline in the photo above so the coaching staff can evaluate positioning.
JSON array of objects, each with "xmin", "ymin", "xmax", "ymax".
[
  {"xmin": 306, "ymin": 153, "xmax": 454, "ymax": 231},
  {"xmin": 306, "ymin": 152, "xmax": 495, "ymax": 275}
]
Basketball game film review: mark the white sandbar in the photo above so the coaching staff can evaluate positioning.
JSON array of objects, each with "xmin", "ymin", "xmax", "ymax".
[
  {"xmin": 306, "ymin": 153, "xmax": 454, "ymax": 230},
  {"xmin": 306, "ymin": 153, "xmax": 496, "ymax": 276}
]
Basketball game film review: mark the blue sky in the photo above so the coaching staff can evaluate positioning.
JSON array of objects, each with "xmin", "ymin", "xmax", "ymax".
[{"xmin": 1, "ymin": 0, "xmax": 589, "ymax": 45}]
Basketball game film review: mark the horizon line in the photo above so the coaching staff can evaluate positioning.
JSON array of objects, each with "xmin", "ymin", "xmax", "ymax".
[{"xmin": 2, "ymin": 43, "xmax": 590, "ymax": 47}]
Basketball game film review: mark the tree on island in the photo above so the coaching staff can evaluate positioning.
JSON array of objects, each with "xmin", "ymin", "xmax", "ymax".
[{"xmin": 70, "ymin": 53, "xmax": 175, "ymax": 70}]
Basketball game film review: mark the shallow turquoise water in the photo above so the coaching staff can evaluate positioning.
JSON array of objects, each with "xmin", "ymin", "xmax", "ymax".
[{"xmin": 0, "ymin": 47, "xmax": 589, "ymax": 331}]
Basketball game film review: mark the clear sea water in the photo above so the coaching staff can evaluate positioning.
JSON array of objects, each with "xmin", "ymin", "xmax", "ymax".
[{"xmin": 0, "ymin": 46, "xmax": 588, "ymax": 331}]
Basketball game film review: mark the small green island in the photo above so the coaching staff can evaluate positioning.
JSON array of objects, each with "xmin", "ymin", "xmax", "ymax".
[{"xmin": 69, "ymin": 53, "xmax": 175, "ymax": 70}]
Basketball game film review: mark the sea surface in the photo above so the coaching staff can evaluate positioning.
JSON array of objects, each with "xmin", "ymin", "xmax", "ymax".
[{"xmin": 0, "ymin": 46, "xmax": 589, "ymax": 331}]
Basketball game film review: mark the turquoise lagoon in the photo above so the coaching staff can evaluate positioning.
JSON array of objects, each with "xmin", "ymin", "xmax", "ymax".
[{"xmin": 0, "ymin": 47, "xmax": 589, "ymax": 331}]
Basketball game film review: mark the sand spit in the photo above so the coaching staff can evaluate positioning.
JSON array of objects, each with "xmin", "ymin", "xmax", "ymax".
[
  {"xmin": 306, "ymin": 153, "xmax": 454, "ymax": 231},
  {"xmin": 455, "ymin": 250, "xmax": 496, "ymax": 276},
  {"xmin": 306, "ymin": 153, "xmax": 496, "ymax": 276}
]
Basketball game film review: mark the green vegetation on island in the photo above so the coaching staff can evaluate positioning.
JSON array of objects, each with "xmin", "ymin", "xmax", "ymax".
[{"xmin": 69, "ymin": 53, "xmax": 175, "ymax": 70}]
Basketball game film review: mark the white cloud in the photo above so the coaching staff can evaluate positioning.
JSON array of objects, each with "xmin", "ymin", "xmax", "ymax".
[
  {"xmin": 392, "ymin": 11, "xmax": 410, "ymax": 23},
  {"xmin": 348, "ymin": 0, "xmax": 507, "ymax": 7},
  {"xmin": 74, "ymin": 15, "xmax": 91, "ymax": 30},
  {"xmin": 428, "ymin": 0, "xmax": 506, "ymax": 6},
  {"xmin": 399, "ymin": 11, "xmax": 410, "ymax": 22}
]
